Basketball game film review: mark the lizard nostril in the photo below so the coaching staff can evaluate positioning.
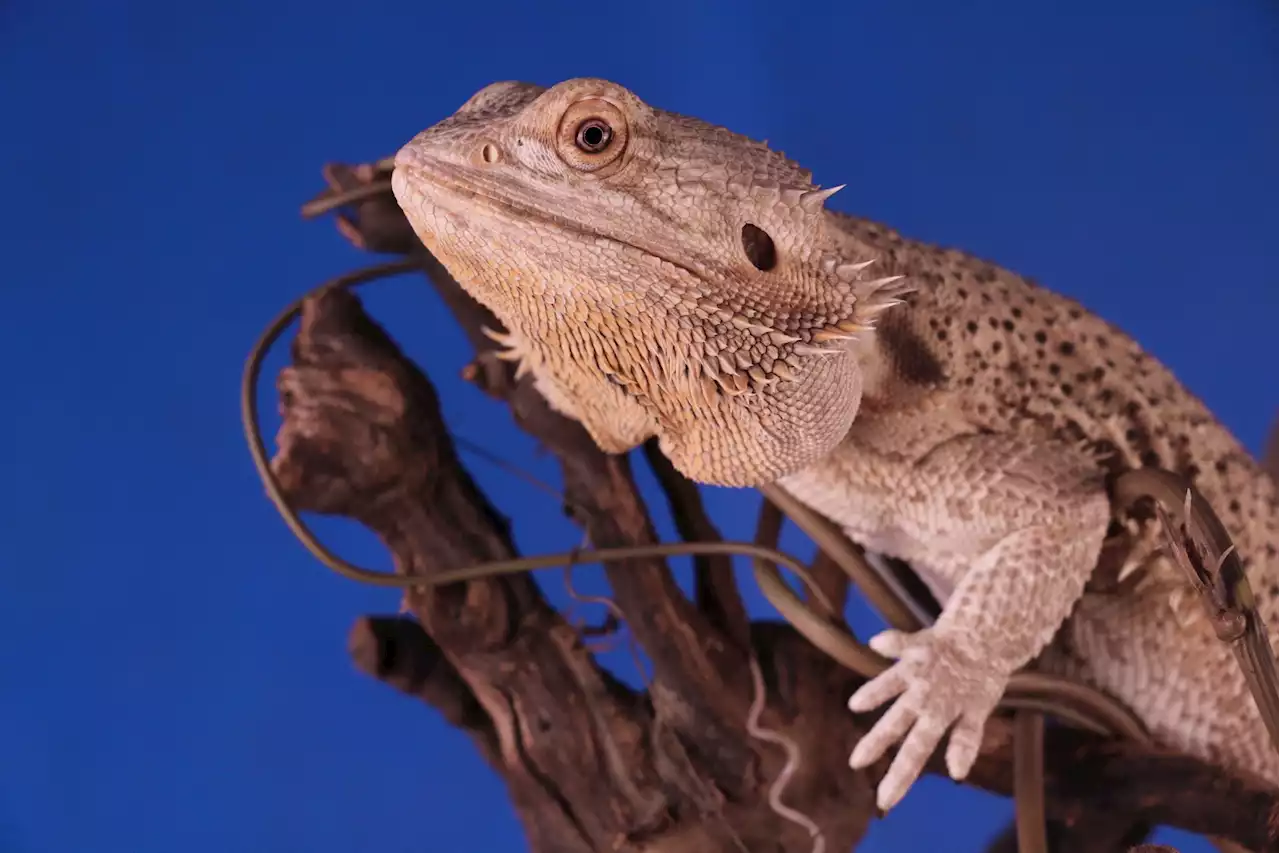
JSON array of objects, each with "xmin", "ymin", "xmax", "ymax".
[
  {"xmin": 741, "ymin": 223, "xmax": 777, "ymax": 272},
  {"xmin": 477, "ymin": 142, "xmax": 501, "ymax": 165}
]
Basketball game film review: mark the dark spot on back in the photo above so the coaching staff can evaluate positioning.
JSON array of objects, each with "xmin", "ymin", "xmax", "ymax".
[{"xmin": 878, "ymin": 315, "xmax": 947, "ymax": 386}]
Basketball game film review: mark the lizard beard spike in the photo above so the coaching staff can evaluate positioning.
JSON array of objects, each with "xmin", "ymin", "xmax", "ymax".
[
  {"xmin": 798, "ymin": 183, "xmax": 845, "ymax": 213},
  {"xmin": 797, "ymin": 257, "xmax": 916, "ymax": 349}
]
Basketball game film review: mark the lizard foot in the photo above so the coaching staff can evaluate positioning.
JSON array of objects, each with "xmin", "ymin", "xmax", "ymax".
[{"xmin": 846, "ymin": 627, "xmax": 1006, "ymax": 812}]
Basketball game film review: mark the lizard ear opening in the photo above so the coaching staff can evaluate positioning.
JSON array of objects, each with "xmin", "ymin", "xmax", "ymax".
[{"xmin": 741, "ymin": 223, "xmax": 777, "ymax": 271}]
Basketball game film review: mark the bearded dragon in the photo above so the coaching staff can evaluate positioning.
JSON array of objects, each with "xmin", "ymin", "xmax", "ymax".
[{"xmin": 389, "ymin": 78, "xmax": 1280, "ymax": 812}]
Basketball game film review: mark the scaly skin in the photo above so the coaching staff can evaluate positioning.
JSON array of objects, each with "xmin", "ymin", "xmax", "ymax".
[{"xmin": 390, "ymin": 78, "xmax": 1279, "ymax": 812}]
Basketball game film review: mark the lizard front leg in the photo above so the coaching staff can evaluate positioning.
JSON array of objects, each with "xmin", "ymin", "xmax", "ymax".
[{"xmin": 782, "ymin": 430, "xmax": 1111, "ymax": 811}]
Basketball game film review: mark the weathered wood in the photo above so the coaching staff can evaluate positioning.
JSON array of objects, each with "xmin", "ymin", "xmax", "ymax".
[
  {"xmin": 272, "ymin": 284, "xmax": 878, "ymax": 852},
  {"xmin": 984, "ymin": 815, "xmax": 1151, "ymax": 853}
]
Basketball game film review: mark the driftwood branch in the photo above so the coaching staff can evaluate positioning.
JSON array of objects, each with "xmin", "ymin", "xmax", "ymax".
[
  {"xmin": 347, "ymin": 615, "xmax": 502, "ymax": 766},
  {"xmin": 273, "ymin": 284, "xmax": 878, "ymax": 852},
  {"xmin": 641, "ymin": 437, "xmax": 752, "ymax": 651},
  {"xmin": 256, "ymin": 162, "xmax": 1280, "ymax": 852}
]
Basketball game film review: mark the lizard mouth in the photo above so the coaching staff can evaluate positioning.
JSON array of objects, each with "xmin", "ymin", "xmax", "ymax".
[{"xmin": 392, "ymin": 155, "xmax": 708, "ymax": 285}]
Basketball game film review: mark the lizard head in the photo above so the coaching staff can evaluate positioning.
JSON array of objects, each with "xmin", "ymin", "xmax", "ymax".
[{"xmin": 391, "ymin": 78, "xmax": 909, "ymax": 487}]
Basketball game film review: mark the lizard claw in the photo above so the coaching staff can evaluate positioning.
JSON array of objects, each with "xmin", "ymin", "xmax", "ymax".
[{"xmin": 847, "ymin": 627, "xmax": 1004, "ymax": 812}]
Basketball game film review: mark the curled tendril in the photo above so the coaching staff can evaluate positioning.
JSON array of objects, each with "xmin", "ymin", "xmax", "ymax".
[{"xmin": 300, "ymin": 179, "xmax": 395, "ymax": 219}]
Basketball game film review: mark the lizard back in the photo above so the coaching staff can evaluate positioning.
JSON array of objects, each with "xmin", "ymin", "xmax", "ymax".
[{"xmin": 828, "ymin": 211, "xmax": 1279, "ymax": 781}]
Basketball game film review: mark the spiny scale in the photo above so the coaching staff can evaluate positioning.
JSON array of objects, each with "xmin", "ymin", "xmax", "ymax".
[
  {"xmin": 799, "ymin": 184, "xmax": 845, "ymax": 213},
  {"xmin": 676, "ymin": 252, "xmax": 913, "ymax": 396},
  {"xmin": 835, "ymin": 258, "xmax": 878, "ymax": 280}
]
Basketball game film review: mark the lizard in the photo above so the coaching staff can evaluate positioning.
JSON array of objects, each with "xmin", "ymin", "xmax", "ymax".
[{"xmin": 388, "ymin": 77, "xmax": 1280, "ymax": 813}]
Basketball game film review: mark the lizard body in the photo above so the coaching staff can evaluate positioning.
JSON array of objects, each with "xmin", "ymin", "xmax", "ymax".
[{"xmin": 390, "ymin": 79, "xmax": 1279, "ymax": 811}]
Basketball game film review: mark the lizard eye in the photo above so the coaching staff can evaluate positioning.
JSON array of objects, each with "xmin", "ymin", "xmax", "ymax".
[
  {"xmin": 556, "ymin": 97, "xmax": 629, "ymax": 174},
  {"xmin": 575, "ymin": 119, "xmax": 613, "ymax": 153}
]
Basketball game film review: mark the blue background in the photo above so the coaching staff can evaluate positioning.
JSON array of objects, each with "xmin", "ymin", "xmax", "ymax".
[{"xmin": 2, "ymin": 1, "xmax": 1274, "ymax": 851}]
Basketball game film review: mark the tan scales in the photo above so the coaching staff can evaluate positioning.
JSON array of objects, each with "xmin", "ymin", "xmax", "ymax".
[{"xmin": 389, "ymin": 78, "xmax": 1279, "ymax": 812}]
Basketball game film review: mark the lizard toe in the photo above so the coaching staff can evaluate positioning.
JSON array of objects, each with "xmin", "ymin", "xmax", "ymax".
[
  {"xmin": 867, "ymin": 628, "xmax": 913, "ymax": 658},
  {"xmin": 876, "ymin": 710, "xmax": 947, "ymax": 812},
  {"xmin": 944, "ymin": 711, "xmax": 986, "ymax": 780},
  {"xmin": 849, "ymin": 699, "xmax": 914, "ymax": 770},
  {"xmin": 847, "ymin": 661, "xmax": 910, "ymax": 714}
]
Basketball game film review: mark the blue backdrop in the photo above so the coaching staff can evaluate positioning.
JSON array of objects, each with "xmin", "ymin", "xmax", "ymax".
[{"xmin": 2, "ymin": 1, "xmax": 1274, "ymax": 851}]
